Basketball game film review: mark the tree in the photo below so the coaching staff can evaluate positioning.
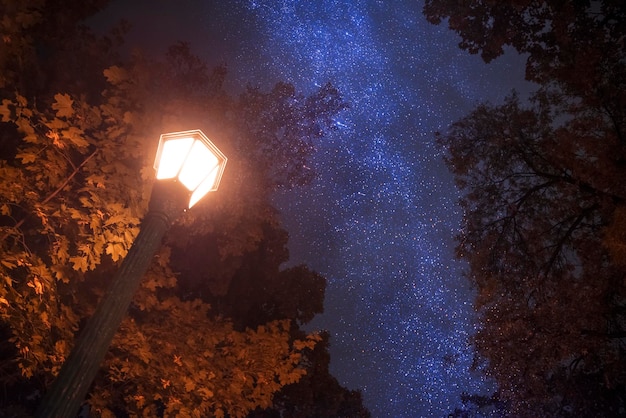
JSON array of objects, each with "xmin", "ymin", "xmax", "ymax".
[
  {"xmin": 437, "ymin": 81, "xmax": 626, "ymax": 416},
  {"xmin": 247, "ymin": 332, "xmax": 371, "ymax": 418},
  {"xmin": 422, "ymin": 0, "xmax": 626, "ymax": 82},
  {"xmin": 0, "ymin": 2, "xmax": 354, "ymax": 416},
  {"xmin": 448, "ymin": 392, "xmax": 508, "ymax": 418},
  {"xmin": 428, "ymin": 2, "xmax": 626, "ymax": 414},
  {"xmin": 423, "ymin": 0, "xmax": 626, "ymax": 140}
]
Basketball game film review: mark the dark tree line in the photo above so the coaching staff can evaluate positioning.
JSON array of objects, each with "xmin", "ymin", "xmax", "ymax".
[{"xmin": 425, "ymin": 0, "xmax": 626, "ymax": 416}]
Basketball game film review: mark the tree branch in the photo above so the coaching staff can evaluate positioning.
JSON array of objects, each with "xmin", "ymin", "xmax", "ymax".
[
  {"xmin": 542, "ymin": 203, "xmax": 599, "ymax": 277},
  {"xmin": 1, "ymin": 149, "xmax": 98, "ymax": 243}
]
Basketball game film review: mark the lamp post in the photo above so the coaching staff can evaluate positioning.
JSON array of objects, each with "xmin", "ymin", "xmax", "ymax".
[{"xmin": 35, "ymin": 130, "xmax": 227, "ymax": 418}]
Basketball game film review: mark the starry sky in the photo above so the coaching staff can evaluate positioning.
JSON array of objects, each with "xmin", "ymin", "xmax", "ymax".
[{"xmin": 93, "ymin": 1, "xmax": 532, "ymax": 416}]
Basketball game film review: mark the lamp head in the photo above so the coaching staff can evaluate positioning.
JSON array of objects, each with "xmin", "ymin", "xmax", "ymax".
[{"xmin": 153, "ymin": 130, "xmax": 227, "ymax": 208}]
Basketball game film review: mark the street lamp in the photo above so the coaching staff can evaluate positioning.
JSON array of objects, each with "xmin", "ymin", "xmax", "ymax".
[{"xmin": 36, "ymin": 130, "xmax": 227, "ymax": 418}]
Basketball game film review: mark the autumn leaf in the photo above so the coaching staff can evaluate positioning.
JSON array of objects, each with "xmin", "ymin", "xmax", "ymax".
[
  {"xmin": 104, "ymin": 214, "xmax": 128, "ymax": 226},
  {"xmin": 197, "ymin": 387, "xmax": 214, "ymax": 400},
  {"xmin": 105, "ymin": 243, "xmax": 125, "ymax": 262},
  {"xmin": 99, "ymin": 409, "xmax": 116, "ymax": 418},
  {"xmin": 0, "ymin": 99, "xmax": 12, "ymax": 122},
  {"xmin": 15, "ymin": 152, "xmax": 36, "ymax": 164},
  {"xmin": 46, "ymin": 130, "xmax": 64, "ymax": 148},
  {"xmin": 62, "ymin": 126, "xmax": 88, "ymax": 148},
  {"xmin": 1, "ymin": 260, "xmax": 17, "ymax": 269},
  {"xmin": 52, "ymin": 93, "xmax": 74, "ymax": 118},
  {"xmin": 54, "ymin": 340, "xmax": 67, "ymax": 356},
  {"xmin": 103, "ymin": 66, "xmax": 129, "ymax": 85},
  {"xmin": 27, "ymin": 277, "xmax": 44, "ymax": 295},
  {"xmin": 69, "ymin": 256, "xmax": 88, "ymax": 272},
  {"xmin": 183, "ymin": 378, "xmax": 195, "ymax": 392}
]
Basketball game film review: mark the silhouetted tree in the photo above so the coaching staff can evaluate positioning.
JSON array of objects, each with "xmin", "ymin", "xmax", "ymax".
[
  {"xmin": 247, "ymin": 332, "xmax": 371, "ymax": 418},
  {"xmin": 448, "ymin": 392, "xmax": 508, "ymax": 418},
  {"xmin": 428, "ymin": 0, "xmax": 626, "ymax": 415}
]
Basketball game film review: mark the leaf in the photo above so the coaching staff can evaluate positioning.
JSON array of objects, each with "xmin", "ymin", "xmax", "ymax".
[
  {"xmin": 15, "ymin": 95, "xmax": 27, "ymax": 107},
  {"xmin": 99, "ymin": 409, "xmax": 116, "ymax": 418},
  {"xmin": 1, "ymin": 260, "xmax": 16, "ymax": 269},
  {"xmin": 104, "ymin": 214, "xmax": 128, "ymax": 226},
  {"xmin": 15, "ymin": 152, "xmax": 36, "ymax": 164},
  {"xmin": 52, "ymin": 93, "xmax": 74, "ymax": 118},
  {"xmin": 27, "ymin": 277, "xmax": 44, "ymax": 295},
  {"xmin": 69, "ymin": 256, "xmax": 88, "ymax": 272},
  {"xmin": 1, "ymin": 274, "xmax": 13, "ymax": 287},
  {"xmin": 105, "ymin": 242, "xmax": 125, "ymax": 262},
  {"xmin": 0, "ymin": 99, "xmax": 12, "ymax": 122},
  {"xmin": 123, "ymin": 111, "xmax": 135, "ymax": 124},
  {"xmin": 62, "ymin": 126, "xmax": 88, "ymax": 147},
  {"xmin": 103, "ymin": 66, "xmax": 129, "ymax": 85},
  {"xmin": 54, "ymin": 339, "xmax": 67, "ymax": 355},
  {"xmin": 184, "ymin": 378, "xmax": 195, "ymax": 392},
  {"xmin": 197, "ymin": 387, "xmax": 213, "ymax": 400}
]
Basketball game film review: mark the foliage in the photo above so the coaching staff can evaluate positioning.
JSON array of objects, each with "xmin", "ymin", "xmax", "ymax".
[
  {"xmin": 438, "ymin": 91, "xmax": 626, "ymax": 415},
  {"xmin": 172, "ymin": 217, "xmax": 326, "ymax": 329},
  {"xmin": 0, "ymin": 85, "xmax": 144, "ymax": 381},
  {"xmin": 96, "ymin": 304, "xmax": 320, "ymax": 417},
  {"xmin": 428, "ymin": 0, "xmax": 626, "ymax": 415},
  {"xmin": 423, "ymin": 0, "xmax": 626, "ymax": 154},
  {"xmin": 423, "ymin": 0, "xmax": 626, "ymax": 84},
  {"xmin": 247, "ymin": 332, "xmax": 371, "ymax": 418},
  {"xmin": 0, "ymin": 1, "xmax": 358, "ymax": 416},
  {"xmin": 448, "ymin": 392, "xmax": 508, "ymax": 418}
]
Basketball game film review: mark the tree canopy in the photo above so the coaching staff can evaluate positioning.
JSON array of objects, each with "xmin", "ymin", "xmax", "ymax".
[
  {"xmin": 427, "ymin": 0, "xmax": 626, "ymax": 415},
  {"xmin": 0, "ymin": 1, "xmax": 366, "ymax": 416}
]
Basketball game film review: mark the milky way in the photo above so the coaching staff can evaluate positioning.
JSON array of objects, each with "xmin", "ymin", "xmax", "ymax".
[
  {"xmin": 92, "ymin": 1, "xmax": 531, "ymax": 416},
  {"xmin": 231, "ymin": 2, "xmax": 530, "ymax": 417}
]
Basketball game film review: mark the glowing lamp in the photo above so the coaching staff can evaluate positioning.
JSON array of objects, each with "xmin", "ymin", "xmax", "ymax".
[{"xmin": 154, "ymin": 129, "xmax": 227, "ymax": 208}]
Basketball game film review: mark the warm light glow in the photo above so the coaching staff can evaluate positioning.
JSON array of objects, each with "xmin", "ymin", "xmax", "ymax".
[
  {"xmin": 154, "ymin": 130, "xmax": 227, "ymax": 208},
  {"xmin": 155, "ymin": 137, "xmax": 195, "ymax": 180},
  {"xmin": 178, "ymin": 141, "xmax": 220, "ymax": 190},
  {"xmin": 189, "ymin": 165, "xmax": 220, "ymax": 208}
]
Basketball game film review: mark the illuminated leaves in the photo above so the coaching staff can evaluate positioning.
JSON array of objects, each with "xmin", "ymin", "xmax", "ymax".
[
  {"xmin": 15, "ymin": 151, "xmax": 36, "ymax": 164},
  {"xmin": 103, "ymin": 65, "xmax": 129, "ymax": 86},
  {"xmin": 0, "ymin": 98, "xmax": 12, "ymax": 122},
  {"xmin": 61, "ymin": 126, "xmax": 89, "ymax": 148},
  {"xmin": 98, "ymin": 308, "xmax": 319, "ymax": 418},
  {"xmin": 52, "ymin": 93, "xmax": 74, "ymax": 118},
  {"xmin": 26, "ymin": 277, "xmax": 44, "ymax": 296},
  {"xmin": 0, "ymin": 74, "xmax": 144, "ymax": 394},
  {"xmin": 105, "ymin": 242, "xmax": 125, "ymax": 262},
  {"xmin": 0, "ymin": 7, "xmax": 342, "ymax": 416},
  {"xmin": 0, "ymin": 79, "xmax": 322, "ymax": 417}
]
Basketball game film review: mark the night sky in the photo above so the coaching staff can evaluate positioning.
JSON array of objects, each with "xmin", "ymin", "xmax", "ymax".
[{"xmin": 93, "ymin": 1, "xmax": 532, "ymax": 416}]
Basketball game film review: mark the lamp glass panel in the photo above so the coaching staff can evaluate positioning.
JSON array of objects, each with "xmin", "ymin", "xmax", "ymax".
[
  {"xmin": 155, "ymin": 137, "xmax": 194, "ymax": 180},
  {"xmin": 178, "ymin": 140, "xmax": 219, "ymax": 191},
  {"xmin": 188, "ymin": 165, "xmax": 220, "ymax": 208}
]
